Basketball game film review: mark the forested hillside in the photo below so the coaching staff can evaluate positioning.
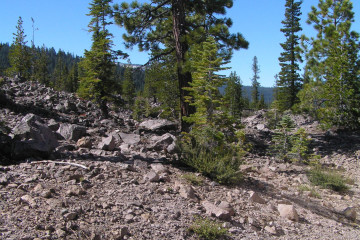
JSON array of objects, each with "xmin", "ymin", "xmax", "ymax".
[{"xmin": 0, "ymin": 42, "xmax": 145, "ymax": 93}]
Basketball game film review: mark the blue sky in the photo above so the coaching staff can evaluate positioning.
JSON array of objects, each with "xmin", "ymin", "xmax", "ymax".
[{"xmin": 1, "ymin": 0, "xmax": 359, "ymax": 87}]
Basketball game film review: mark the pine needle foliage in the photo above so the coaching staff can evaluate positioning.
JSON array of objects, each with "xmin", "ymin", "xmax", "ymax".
[
  {"xmin": 271, "ymin": 115, "xmax": 295, "ymax": 161},
  {"xmin": 180, "ymin": 37, "xmax": 245, "ymax": 185},
  {"xmin": 298, "ymin": 0, "xmax": 360, "ymax": 129},
  {"xmin": 78, "ymin": 0, "xmax": 115, "ymax": 117},
  {"xmin": 271, "ymin": 115, "xmax": 312, "ymax": 163},
  {"xmin": 7, "ymin": 16, "xmax": 31, "ymax": 80},
  {"xmin": 275, "ymin": 0, "xmax": 303, "ymax": 111},
  {"xmin": 189, "ymin": 216, "xmax": 228, "ymax": 240},
  {"xmin": 183, "ymin": 37, "xmax": 230, "ymax": 127},
  {"xmin": 224, "ymin": 71, "xmax": 243, "ymax": 119}
]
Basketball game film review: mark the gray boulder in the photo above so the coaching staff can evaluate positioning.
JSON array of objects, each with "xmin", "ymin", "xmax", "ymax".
[
  {"xmin": 98, "ymin": 135, "xmax": 116, "ymax": 151},
  {"xmin": 57, "ymin": 123, "xmax": 86, "ymax": 141},
  {"xmin": 147, "ymin": 133, "xmax": 176, "ymax": 151},
  {"xmin": 12, "ymin": 114, "xmax": 59, "ymax": 160},
  {"xmin": 139, "ymin": 119, "xmax": 177, "ymax": 132},
  {"xmin": 119, "ymin": 132, "xmax": 141, "ymax": 145}
]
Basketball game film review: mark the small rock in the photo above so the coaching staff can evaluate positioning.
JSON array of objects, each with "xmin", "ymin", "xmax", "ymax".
[
  {"xmin": 20, "ymin": 194, "xmax": 37, "ymax": 208},
  {"xmin": 342, "ymin": 207, "xmax": 357, "ymax": 221},
  {"xmin": 249, "ymin": 191, "xmax": 266, "ymax": 204},
  {"xmin": 264, "ymin": 226, "xmax": 277, "ymax": 235},
  {"xmin": 98, "ymin": 135, "xmax": 116, "ymax": 151},
  {"xmin": 218, "ymin": 201, "xmax": 235, "ymax": 216},
  {"xmin": 41, "ymin": 190, "xmax": 52, "ymax": 198},
  {"xmin": 56, "ymin": 229, "xmax": 66, "ymax": 238},
  {"xmin": 202, "ymin": 200, "xmax": 232, "ymax": 221},
  {"xmin": 66, "ymin": 186, "xmax": 86, "ymax": 196},
  {"xmin": 0, "ymin": 175, "xmax": 9, "ymax": 185},
  {"xmin": 277, "ymin": 204, "xmax": 299, "ymax": 222},
  {"xmin": 113, "ymin": 226, "xmax": 129, "ymax": 239},
  {"xmin": 63, "ymin": 212, "xmax": 78, "ymax": 221},
  {"xmin": 143, "ymin": 171, "xmax": 160, "ymax": 182},
  {"xmin": 76, "ymin": 137, "xmax": 92, "ymax": 149},
  {"xmin": 57, "ymin": 123, "xmax": 86, "ymax": 141},
  {"xmin": 119, "ymin": 132, "xmax": 141, "ymax": 145},
  {"xmin": 150, "ymin": 163, "xmax": 168, "ymax": 174},
  {"xmin": 179, "ymin": 185, "xmax": 197, "ymax": 200}
]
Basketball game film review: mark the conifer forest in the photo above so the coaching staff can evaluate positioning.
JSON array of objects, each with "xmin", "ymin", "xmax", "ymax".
[{"xmin": 0, "ymin": 1, "xmax": 360, "ymax": 239}]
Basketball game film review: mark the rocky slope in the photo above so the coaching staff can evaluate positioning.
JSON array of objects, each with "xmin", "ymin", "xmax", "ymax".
[{"xmin": 0, "ymin": 77, "xmax": 359, "ymax": 239}]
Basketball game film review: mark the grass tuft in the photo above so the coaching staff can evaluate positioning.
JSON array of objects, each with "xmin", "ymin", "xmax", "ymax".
[
  {"xmin": 182, "ymin": 173, "xmax": 204, "ymax": 186},
  {"xmin": 307, "ymin": 167, "xmax": 350, "ymax": 192},
  {"xmin": 189, "ymin": 216, "xmax": 228, "ymax": 240}
]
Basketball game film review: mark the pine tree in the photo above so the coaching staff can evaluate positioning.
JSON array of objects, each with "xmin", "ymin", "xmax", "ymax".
[
  {"xmin": 113, "ymin": 0, "xmax": 249, "ymax": 131},
  {"xmin": 183, "ymin": 37, "xmax": 230, "ymax": 127},
  {"xmin": 32, "ymin": 45, "xmax": 50, "ymax": 85},
  {"xmin": 78, "ymin": 0, "xmax": 115, "ymax": 117},
  {"xmin": 299, "ymin": 0, "xmax": 360, "ymax": 128},
  {"xmin": 144, "ymin": 58, "xmax": 179, "ymax": 119},
  {"xmin": 66, "ymin": 62, "xmax": 79, "ymax": 93},
  {"xmin": 251, "ymin": 56, "xmax": 260, "ymax": 109},
  {"xmin": 53, "ymin": 50, "xmax": 68, "ymax": 90},
  {"xmin": 180, "ymin": 37, "xmax": 244, "ymax": 185},
  {"xmin": 259, "ymin": 93, "xmax": 266, "ymax": 109},
  {"xmin": 122, "ymin": 67, "xmax": 136, "ymax": 105},
  {"xmin": 276, "ymin": 0, "xmax": 303, "ymax": 111},
  {"xmin": 224, "ymin": 71, "xmax": 243, "ymax": 119},
  {"xmin": 7, "ymin": 16, "xmax": 31, "ymax": 80}
]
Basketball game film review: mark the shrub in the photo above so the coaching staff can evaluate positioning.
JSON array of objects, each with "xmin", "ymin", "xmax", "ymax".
[
  {"xmin": 132, "ymin": 96, "xmax": 150, "ymax": 121},
  {"xmin": 308, "ymin": 167, "xmax": 350, "ymax": 192},
  {"xmin": 180, "ymin": 126, "xmax": 245, "ymax": 185},
  {"xmin": 289, "ymin": 128, "xmax": 312, "ymax": 162},
  {"xmin": 271, "ymin": 115, "xmax": 295, "ymax": 161},
  {"xmin": 189, "ymin": 216, "xmax": 228, "ymax": 240},
  {"xmin": 271, "ymin": 115, "xmax": 314, "ymax": 163}
]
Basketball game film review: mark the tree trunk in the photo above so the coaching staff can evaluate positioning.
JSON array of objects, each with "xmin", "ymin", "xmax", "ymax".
[{"xmin": 172, "ymin": 0, "xmax": 195, "ymax": 132}]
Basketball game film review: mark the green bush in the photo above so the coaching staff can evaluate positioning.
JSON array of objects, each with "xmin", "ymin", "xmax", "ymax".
[
  {"xmin": 132, "ymin": 96, "xmax": 150, "ymax": 121},
  {"xmin": 308, "ymin": 167, "xmax": 350, "ymax": 192},
  {"xmin": 271, "ymin": 115, "xmax": 314, "ymax": 163},
  {"xmin": 189, "ymin": 216, "xmax": 228, "ymax": 240},
  {"xmin": 180, "ymin": 126, "xmax": 244, "ymax": 185},
  {"xmin": 271, "ymin": 115, "xmax": 295, "ymax": 161},
  {"xmin": 289, "ymin": 128, "xmax": 312, "ymax": 162}
]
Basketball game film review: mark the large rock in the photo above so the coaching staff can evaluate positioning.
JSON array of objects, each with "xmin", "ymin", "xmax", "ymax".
[
  {"xmin": 139, "ymin": 119, "xmax": 177, "ymax": 132},
  {"xmin": 147, "ymin": 133, "xmax": 176, "ymax": 151},
  {"xmin": 202, "ymin": 200, "xmax": 233, "ymax": 221},
  {"xmin": 98, "ymin": 135, "xmax": 116, "ymax": 151},
  {"xmin": 249, "ymin": 191, "xmax": 266, "ymax": 204},
  {"xmin": 119, "ymin": 132, "xmax": 141, "ymax": 145},
  {"xmin": 0, "ymin": 132, "xmax": 12, "ymax": 165},
  {"xmin": 342, "ymin": 207, "xmax": 357, "ymax": 221},
  {"xmin": 57, "ymin": 123, "xmax": 86, "ymax": 141},
  {"xmin": 277, "ymin": 204, "xmax": 299, "ymax": 222},
  {"xmin": 12, "ymin": 114, "xmax": 59, "ymax": 160}
]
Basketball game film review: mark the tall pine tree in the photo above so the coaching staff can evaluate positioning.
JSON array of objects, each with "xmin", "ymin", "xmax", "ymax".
[
  {"xmin": 251, "ymin": 56, "xmax": 260, "ymax": 109},
  {"xmin": 113, "ymin": 0, "xmax": 248, "ymax": 131},
  {"xmin": 299, "ymin": 0, "xmax": 360, "ymax": 128},
  {"xmin": 276, "ymin": 0, "xmax": 303, "ymax": 111},
  {"xmin": 122, "ymin": 66, "xmax": 136, "ymax": 105},
  {"xmin": 7, "ymin": 16, "xmax": 31, "ymax": 80},
  {"xmin": 183, "ymin": 37, "xmax": 230, "ymax": 127},
  {"xmin": 78, "ymin": 0, "xmax": 115, "ymax": 117},
  {"xmin": 224, "ymin": 71, "xmax": 243, "ymax": 119}
]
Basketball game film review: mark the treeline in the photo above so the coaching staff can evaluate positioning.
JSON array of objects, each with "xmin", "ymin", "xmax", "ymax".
[
  {"xmin": 273, "ymin": 0, "xmax": 360, "ymax": 129},
  {"xmin": 0, "ymin": 42, "xmax": 145, "ymax": 94}
]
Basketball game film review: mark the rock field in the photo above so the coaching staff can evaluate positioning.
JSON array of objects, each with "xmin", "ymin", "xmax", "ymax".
[{"xmin": 0, "ymin": 77, "xmax": 359, "ymax": 239}]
